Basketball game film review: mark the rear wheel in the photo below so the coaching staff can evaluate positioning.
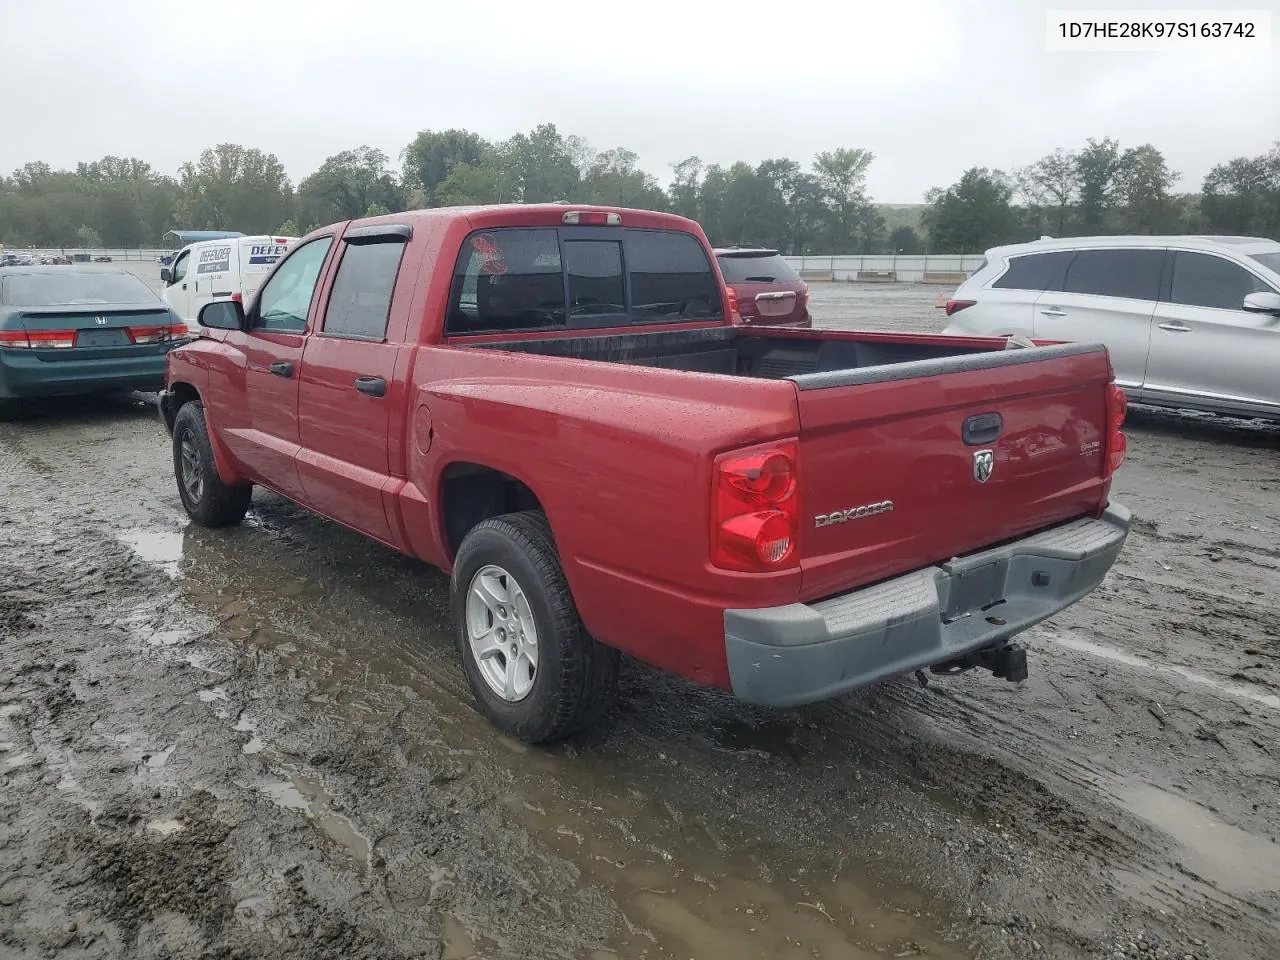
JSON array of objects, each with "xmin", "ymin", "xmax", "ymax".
[
  {"xmin": 451, "ymin": 511, "xmax": 619, "ymax": 743},
  {"xmin": 172, "ymin": 402, "xmax": 251, "ymax": 527}
]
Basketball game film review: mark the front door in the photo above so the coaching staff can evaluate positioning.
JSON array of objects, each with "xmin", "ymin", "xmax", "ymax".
[
  {"xmin": 218, "ymin": 236, "xmax": 336, "ymax": 502},
  {"xmin": 164, "ymin": 248, "xmax": 194, "ymax": 326},
  {"xmin": 297, "ymin": 229, "xmax": 412, "ymax": 546},
  {"xmin": 1146, "ymin": 250, "xmax": 1280, "ymax": 417},
  {"xmin": 1032, "ymin": 247, "xmax": 1163, "ymax": 393}
]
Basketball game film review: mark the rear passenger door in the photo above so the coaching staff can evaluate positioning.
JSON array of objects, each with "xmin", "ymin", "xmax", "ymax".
[
  {"xmin": 296, "ymin": 225, "xmax": 413, "ymax": 547},
  {"xmin": 1032, "ymin": 248, "xmax": 1164, "ymax": 393},
  {"xmin": 980, "ymin": 251, "xmax": 1074, "ymax": 334},
  {"xmin": 1145, "ymin": 250, "xmax": 1280, "ymax": 417}
]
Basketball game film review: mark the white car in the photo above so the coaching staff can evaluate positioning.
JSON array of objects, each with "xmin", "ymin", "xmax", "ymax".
[
  {"xmin": 161, "ymin": 235, "xmax": 298, "ymax": 329},
  {"xmin": 942, "ymin": 235, "xmax": 1280, "ymax": 421}
]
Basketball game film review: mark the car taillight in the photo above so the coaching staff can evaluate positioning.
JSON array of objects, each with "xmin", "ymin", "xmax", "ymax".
[
  {"xmin": 0, "ymin": 330, "xmax": 31, "ymax": 348},
  {"xmin": 726, "ymin": 286, "xmax": 741, "ymax": 323},
  {"xmin": 945, "ymin": 299, "xmax": 976, "ymax": 316},
  {"xmin": 711, "ymin": 440, "xmax": 800, "ymax": 572},
  {"xmin": 231, "ymin": 292, "xmax": 243, "ymax": 304},
  {"xmin": 127, "ymin": 324, "xmax": 192, "ymax": 344},
  {"xmin": 799, "ymin": 281, "xmax": 809, "ymax": 307},
  {"xmin": 24, "ymin": 330, "xmax": 77, "ymax": 349},
  {"xmin": 1104, "ymin": 383, "xmax": 1127, "ymax": 475}
]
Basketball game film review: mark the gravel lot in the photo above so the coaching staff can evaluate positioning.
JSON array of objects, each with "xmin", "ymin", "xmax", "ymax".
[{"xmin": 2, "ymin": 283, "xmax": 1278, "ymax": 959}]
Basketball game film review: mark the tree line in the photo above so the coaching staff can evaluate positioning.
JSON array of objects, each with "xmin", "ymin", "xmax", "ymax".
[{"xmin": 1, "ymin": 124, "xmax": 1276, "ymax": 254}]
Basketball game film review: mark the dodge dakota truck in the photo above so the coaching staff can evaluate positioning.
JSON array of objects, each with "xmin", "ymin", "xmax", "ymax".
[{"xmin": 159, "ymin": 204, "xmax": 1130, "ymax": 743}]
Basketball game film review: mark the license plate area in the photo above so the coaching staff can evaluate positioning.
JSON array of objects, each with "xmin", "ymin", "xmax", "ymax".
[
  {"xmin": 756, "ymin": 293, "xmax": 796, "ymax": 317},
  {"xmin": 940, "ymin": 559, "xmax": 1008, "ymax": 623},
  {"xmin": 75, "ymin": 329, "xmax": 129, "ymax": 347}
]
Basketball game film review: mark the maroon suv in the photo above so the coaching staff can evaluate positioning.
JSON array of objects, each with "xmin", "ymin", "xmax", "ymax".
[{"xmin": 714, "ymin": 248, "xmax": 811, "ymax": 327}]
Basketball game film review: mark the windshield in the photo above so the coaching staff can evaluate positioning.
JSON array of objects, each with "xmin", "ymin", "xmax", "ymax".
[
  {"xmin": 716, "ymin": 253, "xmax": 800, "ymax": 284},
  {"xmin": 1247, "ymin": 251, "xmax": 1280, "ymax": 276},
  {"xmin": 1, "ymin": 272, "xmax": 157, "ymax": 307}
]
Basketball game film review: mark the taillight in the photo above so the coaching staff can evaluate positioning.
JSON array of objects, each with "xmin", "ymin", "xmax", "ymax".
[
  {"xmin": 945, "ymin": 299, "xmax": 976, "ymax": 316},
  {"xmin": 127, "ymin": 324, "xmax": 192, "ymax": 344},
  {"xmin": 0, "ymin": 330, "xmax": 30, "ymax": 348},
  {"xmin": 711, "ymin": 440, "xmax": 800, "ymax": 571},
  {"xmin": 1104, "ymin": 383, "xmax": 1127, "ymax": 475},
  {"xmin": 726, "ymin": 286, "xmax": 741, "ymax": 323},
  {"xmin": 799, "ymin": 281, "xmax": 809, "ymax": 307},
  {"xmin": 26, "ymin": 330, "xmax": 77, "ymax": 349},
  {"xmin": 231, "ymin": 292, "xmax": 243, "ymax": 304}
]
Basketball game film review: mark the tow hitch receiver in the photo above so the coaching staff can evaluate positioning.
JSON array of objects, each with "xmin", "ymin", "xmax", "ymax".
[{"xmin": 929, "ymin": 643, "xmax": 1029, "ymax": 683}]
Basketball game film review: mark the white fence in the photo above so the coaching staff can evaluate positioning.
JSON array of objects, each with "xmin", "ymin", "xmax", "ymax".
[
  {"xmin": 7, "ymin": 248, "xmax": 171, "ymax": 262},
  {"xmin": 784, "ymin": 254, "xmax": 985, "ymax": 284}
]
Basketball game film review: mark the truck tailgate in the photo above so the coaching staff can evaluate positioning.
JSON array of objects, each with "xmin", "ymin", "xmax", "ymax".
[{"xmin": 794, "ymin": 343, "xmax": 1114, "ymax": 602}]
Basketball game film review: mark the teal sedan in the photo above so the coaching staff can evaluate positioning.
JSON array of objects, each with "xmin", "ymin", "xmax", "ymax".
[{"xmin": 0, "ymin": 267, "xmax": 191, "ymax": 417}]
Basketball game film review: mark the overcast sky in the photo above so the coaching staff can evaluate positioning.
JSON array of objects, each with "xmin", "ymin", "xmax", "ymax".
[{"xmin": 2, "ymin": 0, "xmax": 1277, "ymax": 203}]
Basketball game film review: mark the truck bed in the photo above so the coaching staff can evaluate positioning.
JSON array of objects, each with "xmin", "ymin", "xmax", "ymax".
[{"xmin": 470, "ymin": 325, "xmax": 1075, "ymax": 384}]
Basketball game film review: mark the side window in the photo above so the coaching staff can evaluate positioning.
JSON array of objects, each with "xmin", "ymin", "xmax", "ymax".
[
  {"xmin": 992, "ymin": 251, "xmax": 1072, "ymax": 291},
  {"xmin": 253, "ymin": 237, "xmax": 334, "ymax": 332},
  {"xmin": 1061, "ymin": 249, "xmax": 1163, "ymax": 301},
  {"xmin": 171, "ymin": 251, "xmax": 190, "ymax": 283},
  {"xmin": 1169, "ymin": 252, "xmax": 1272, "ymax": 311},
  {"xmin": 627, "ymin": 230, "xmax": 721, "ymax": 319},
  {"xmin": 446, "ymin": 229, "xmax": 566, "ymax": 334},
  {"xmin": 321, "ymin": 239, "xmax": 407, "ymax": 339}
]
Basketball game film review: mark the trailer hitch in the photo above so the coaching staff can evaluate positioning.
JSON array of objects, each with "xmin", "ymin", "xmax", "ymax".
[{"xmin": 927, "ymin": 643, "xmax": 1029, "ymax": 683}]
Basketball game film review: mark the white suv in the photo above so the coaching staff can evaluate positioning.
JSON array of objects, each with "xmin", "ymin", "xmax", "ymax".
[{"xmin": 942, "ymin": 236, "xmax": 1280, "ymax": 421}]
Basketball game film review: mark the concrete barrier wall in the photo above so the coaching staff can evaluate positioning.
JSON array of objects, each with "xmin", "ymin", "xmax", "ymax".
[{"xmin": 785, "ymin": 254, "xmax": 985, "ymax": 284}]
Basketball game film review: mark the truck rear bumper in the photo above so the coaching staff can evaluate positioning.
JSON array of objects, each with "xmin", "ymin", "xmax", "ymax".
[{"xmin": 724, "ymin": 503, "xmax": 1130, "ymax": 706}]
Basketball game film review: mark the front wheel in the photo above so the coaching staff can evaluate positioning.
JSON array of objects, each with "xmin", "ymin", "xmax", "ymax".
[
  {"xmin": 172, "ymin": 402, "xmax": 251, "ymax": 527},
  {"xmin": 451, "ymin": 511, "xmax": 619, "ymax": 743}
]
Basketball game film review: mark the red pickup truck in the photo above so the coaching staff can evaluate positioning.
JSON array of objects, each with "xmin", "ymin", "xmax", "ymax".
[{"xmin": 159, "ymin": 204, "xmax": 1130, "ymax": 743}]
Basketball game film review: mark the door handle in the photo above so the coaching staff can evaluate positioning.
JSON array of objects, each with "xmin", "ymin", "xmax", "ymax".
[
  {"xmin": 1157, "ymin": 322, "xmax": 1191, "ymax": 333},
  {"xmin": 354, "ymin": 376, "xmax": 387, "ymax": 398},
  {"xmin": 1039, "ymin": 308, "xmax": 1067, "ymax": 317},
  {"xmin": 181, "ymin": 283, "xmax": 187, "ymax": 291},
  {"xmin": 269, "ymin": 360, "xmax": 294, "ymax": 378}
]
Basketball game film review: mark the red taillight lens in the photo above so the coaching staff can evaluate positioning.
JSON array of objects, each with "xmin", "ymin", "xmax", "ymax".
[
  {"xmin": 0, "ymin": 330, "xmax": 31, "ymax": 348},
  {"xmin": 712, "ymin": 440, "xmax": 800, "ymax": 571},
  {"xmin": 27, "ymin": 330, "xmax": 77, "ymax": 349},
  {"xmin": 799, "ymin": 281, "xmax": 809, "ymax": 307},
  {"xmin": 231, "ymin": 292, "xmax": 243, "ymax": 304},
  {"xmin": 1104, "ymin": 383, "xmax": 1127, "ymax": 475},
  {"xmin": 945, "ymin": 299, "xmax": 976, "ymax": 316},
  {"xmin": 127, "ymin": 323, "xmax": 191, "ymax": 344},
  {"xmin": 726, "ymin": 286, "xmax": 741, "ymax": 322}
]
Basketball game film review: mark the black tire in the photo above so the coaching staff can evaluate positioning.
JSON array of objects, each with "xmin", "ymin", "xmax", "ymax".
[
  {"xmin": 172, "ymin": 402, "xmax": 252, "ymax": 527},
  {"xmin": 451, "ymin": 511, "xmax": 619, "ymax": 743}
]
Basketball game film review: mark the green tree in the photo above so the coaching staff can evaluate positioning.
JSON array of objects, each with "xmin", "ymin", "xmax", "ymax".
[
  {"xmin": 276, "ymin": 219, "xmax": 300, "ymax": 236},
  {"xmin": 922, "ymin": 168, "xmax": 1018, "ymax": 253},
  {"xmin": 176, "ymin": 144, "xmax": 294, "ymax": 234},
  {"xmin": 73, "ymin": 225, "xmax": 101, "ymax": 247},
  {"xmin": 296, "ymin": 146, "xmax": 403, "ymax": 229},
  {"xmin": 1115, "ymin": 144, "xmax": 1179, "ymax": 233},
  {"xmin": 580, "ymin": 148, "xmax": 666, "ymax": 208},
  {"xmin": 401, "ymin": 128, "xmax": 490, "ymax": 204},
  {"xmin": 668, "ymin": 156, "xmax": 702, "ymax": 220},
  {"xmin": 1200, "ymin": 143, "xmax": 1280, "ymax": 237},
  {"xmin": 889, "ymin": 225, "xmax": 922, "ymax": 254},
  {"xmin": 1024, "ymin": 148, "xmax": 1079, "ymax": 235},
  {"xmin": 1075, "ymin": 138, "xmax": 1124, "ymax": 233},
  {"xmin": 812, "ymin": 147, "xmax": 875, "ymax": 252}
]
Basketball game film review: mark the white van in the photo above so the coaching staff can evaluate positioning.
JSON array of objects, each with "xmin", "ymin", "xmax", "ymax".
[{"xmin": 161, "ymin": 235, "xmax": 298, "ymax": 328}]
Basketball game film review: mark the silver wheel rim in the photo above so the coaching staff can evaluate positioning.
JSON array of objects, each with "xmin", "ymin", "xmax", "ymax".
[
  {"xmin": 179, "ymin": 430, "xmax": 204, "ymax": 503},
  {"xmin": 466, "ymin": 564, "xmax": 538, "ymax": 702}
]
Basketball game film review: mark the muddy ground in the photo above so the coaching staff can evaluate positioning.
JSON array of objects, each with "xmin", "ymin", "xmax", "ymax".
[{"xmin": 2, "ymin": 284, "xmax": 1278, "ymax": 960}]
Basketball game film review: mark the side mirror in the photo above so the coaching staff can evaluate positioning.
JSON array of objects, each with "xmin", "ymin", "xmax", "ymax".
[
  {"xmin": 160, "ymin": 268, "xmax": 172, "ymax": 284},
  {"xmin": 198, "ymin": 299, "xmax": 245, "ymax": 331},
  {"xmin": 1242, "ymin": 291, "xmax": 1280, "ymax": 316}
]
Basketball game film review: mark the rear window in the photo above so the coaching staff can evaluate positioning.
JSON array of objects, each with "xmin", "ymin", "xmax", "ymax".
[
  {"xmin": 992, "ymin": 251, "xmax": 1072, "ymax": 291},
  {"xmin": 0, "ymin": 272, "xmax": 157, "ymax": 307},
  {"xmin": 446, "ymin": 227, "xmax": 722, "ymax": 335},
  {"xmin": 1248, "ymin": 251, "xmax": 1280, "ymax": 275},
  {"xmin": 715, "ymin": 252, "xmax": 800, "ymax": 284},
  {"xmin": 1061, "ymin": 249, "xmax": 1163, "ymax": 301}
]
